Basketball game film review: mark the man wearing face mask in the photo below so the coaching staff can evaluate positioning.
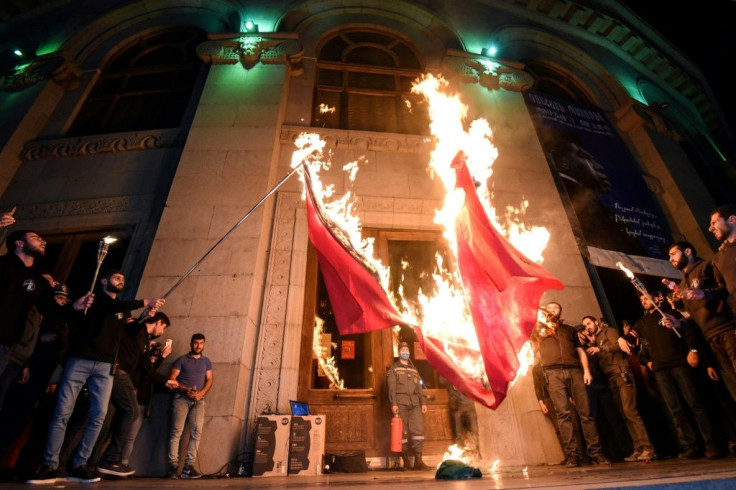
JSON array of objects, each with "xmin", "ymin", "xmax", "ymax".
[{"xmin": 388, "ymin": 341, "xmax": 429, "ymax": 471}]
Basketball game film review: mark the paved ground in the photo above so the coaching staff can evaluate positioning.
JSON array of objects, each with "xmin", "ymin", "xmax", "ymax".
[{"xmin": 3, "ymin": 456, "xmax": 736, "ymax": 489}]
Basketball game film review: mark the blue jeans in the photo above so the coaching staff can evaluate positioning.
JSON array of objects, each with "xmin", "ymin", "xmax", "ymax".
[
  {"xmin": 654, "ymin": 365, "xmax": 715, "ymax": 450},
  {"xmin": 43, "ymin": 357, "xmax": 114, "ymax": 469},
  {"xmin": 168, "ymin": 393, "xmax": 205, "ymax": 467}
]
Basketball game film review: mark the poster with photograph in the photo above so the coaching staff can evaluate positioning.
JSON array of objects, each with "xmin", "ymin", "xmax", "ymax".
[{"xmin": 524, "ymin": 90, "xmax": 671, "ymax": 258}]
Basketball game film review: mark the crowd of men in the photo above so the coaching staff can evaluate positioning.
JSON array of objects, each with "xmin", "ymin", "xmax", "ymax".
[
  {"xmin": 3, "ymin": 202, "xmax": 736, "ymax": 480},
  {"xmin": 533, "ymin": 205, "xmax": 736, "ymax": 466},
  {"xmin": 0, "ymin": 210, "xmax": 214, "ymax": 484}
]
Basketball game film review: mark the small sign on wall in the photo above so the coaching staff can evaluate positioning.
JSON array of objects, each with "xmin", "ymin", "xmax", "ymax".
[
  {"xmin": 341, "ymin": 340, "xmax": 355, "ymax": 359},
  {"xmin": 414, "ymin": 341, "xmax": 426, "ymax": 360}
]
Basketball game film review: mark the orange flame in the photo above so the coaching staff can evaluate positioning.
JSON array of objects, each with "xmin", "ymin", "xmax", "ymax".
[{"xmin": 291, "ymin": 72, "xmax": 552, "ymax": 391}]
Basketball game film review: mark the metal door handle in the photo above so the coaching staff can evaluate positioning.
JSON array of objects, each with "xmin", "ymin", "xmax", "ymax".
[{"xmin": 333, "ymin": 393, "xmax": 377, "ymax": 399}]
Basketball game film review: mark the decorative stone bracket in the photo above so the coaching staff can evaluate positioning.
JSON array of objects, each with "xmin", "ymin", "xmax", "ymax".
[
  {"xmin": 0, "ymin": 52, "xmax": 81, "ymax": 92},
  {"xmin": 441, "ymin": 49, "xmax": 534, "ymax": 93},
  {"xmin": 196, "ymin": 33, "xmax": 304, "ymax": 75}
]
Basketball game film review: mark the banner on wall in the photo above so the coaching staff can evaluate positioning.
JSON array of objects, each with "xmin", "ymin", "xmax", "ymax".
[{"xmin": 523, "ymin": 90, "xmax": 670, "ymax": 258}]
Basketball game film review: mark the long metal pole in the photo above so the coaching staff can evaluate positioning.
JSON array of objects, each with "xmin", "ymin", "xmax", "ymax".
[{"xmin": 159, "ymin": 164, "xmax": 304, "ymax": 301}]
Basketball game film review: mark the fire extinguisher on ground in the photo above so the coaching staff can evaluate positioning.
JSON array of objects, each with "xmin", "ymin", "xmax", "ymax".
[{"xmin": 390, "ymin": 412, "xmax": 403, "ymax": 452}]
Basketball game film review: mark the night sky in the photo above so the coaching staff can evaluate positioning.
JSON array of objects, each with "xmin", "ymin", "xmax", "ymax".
[{"xmin": 622, "ymin": 1, "xmax": 736, "ymax": 137}]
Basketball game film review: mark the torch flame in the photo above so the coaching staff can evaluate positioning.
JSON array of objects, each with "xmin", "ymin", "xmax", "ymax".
[
  {"xmin": 616, "ymin": 261, "xmax": 635, "ymax": 279},
  {"xmin": 103, "ymin": 236, "xmax": 117, "ymax": 245}
]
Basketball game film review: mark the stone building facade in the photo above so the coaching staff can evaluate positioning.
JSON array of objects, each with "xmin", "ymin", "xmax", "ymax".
[{"xmin": 0, "ymin": 0, "xmax": 733, "ymax": 476}]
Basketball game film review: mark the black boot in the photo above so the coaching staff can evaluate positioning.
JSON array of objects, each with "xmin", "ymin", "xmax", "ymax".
[
  {"xmin": 413, "ymin": 452, "xmax": 431, "ymax": 471},
  {"xmin": 400, "ymin": 452, "xmax": 411, "ymax": 471}
]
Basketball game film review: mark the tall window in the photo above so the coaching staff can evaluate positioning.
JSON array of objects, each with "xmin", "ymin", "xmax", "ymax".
[
  {"xmin": 312, "ymin": 30, "xmax": 428, "ymax": 134},
  {"xmin": 68, "ymin": 28, "xmax": 205, "ymax": 136}
]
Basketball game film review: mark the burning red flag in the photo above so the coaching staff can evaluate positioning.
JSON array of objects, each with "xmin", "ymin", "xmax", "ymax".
[
  {"xmin": 427, "ymin": 151, "xmax": 563, "ymax": 407},
  {"xmin": 303, "ymin": 170, "xmax": 406, "ymax": 335},
  {"xmin": 302, "ymin": 151, "xmax": 562, "ymax": 408}
]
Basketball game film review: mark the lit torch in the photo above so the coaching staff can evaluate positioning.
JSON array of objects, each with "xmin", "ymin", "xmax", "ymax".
[
  {"xmin": 616, "ymin": 261, "xmax": 681, "ymax": 338},
  {"xmin": 85, "ymin": 235, "xmax": 117, "ymax": 314}
]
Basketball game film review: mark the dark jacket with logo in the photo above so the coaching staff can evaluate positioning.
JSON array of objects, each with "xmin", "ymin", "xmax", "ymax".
[
  {"xmin": 634, "ymin": 308, "xmax": 698, "ymax": 371},
  {"xmin": 0, "ymin": 253, "xmax": 51, "ymax": 346},
  {"xmin": 67, "ymin": 288, "xmax": 143, "ymax": 364},
  {"xmin": 677, "ymin": 257, "xmax": 735, "ymax": 341},
  {"xmin": 593, "ymin": 325, "xmax": 631, "ymax": 377},
  {"xmin": 538, "ymin": 323, "xmax": 582, "ymax": 370}
]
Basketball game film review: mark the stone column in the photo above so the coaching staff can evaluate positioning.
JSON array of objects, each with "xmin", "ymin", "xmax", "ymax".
[{"xmin": 135, "ymin": 51, "xmax": 293, "ymax": 474}]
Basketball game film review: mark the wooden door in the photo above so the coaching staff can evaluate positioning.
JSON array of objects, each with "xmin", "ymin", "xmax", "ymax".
[{"xmin": 297, "ymin": 230, "xmax": 454, "ymax": 462}]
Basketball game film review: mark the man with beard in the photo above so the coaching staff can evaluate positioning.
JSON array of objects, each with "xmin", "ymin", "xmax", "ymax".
[
  {"xmin": 536, "ymin": 302, "xmax": 609, "ymax": 467},
  {"xmin": 582, "ymin": 316, "xmax": 656, "ymax": 462},
  {"xmin": 28, "ymin": 270, "xmax": 164, "ymax": 485},
  {"xmin": 666, "ymin": 241, "xmax": 736, "ymax": 396},
  {"xmin": 684, "ymin": 205, "xmax": 736, "ymax": 315},
  {"xmin": 634, "ymin": 294, "xmax": 721, "ymax": 460},
  {"xmin": 167, "ymin": 333, "xmax": 213, "ymax": 479},
  {"xmin": 0, "ymin": 231, "xmax": 79, "ymax": 411},
  {"xmin": 95, "ymin": 312, "xmax": 178, "ymax": 478}
]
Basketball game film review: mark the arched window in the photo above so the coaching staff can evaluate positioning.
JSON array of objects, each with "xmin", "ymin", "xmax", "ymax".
[
  {"xmin": 68, "ymin": 28, "xmax": 205, "ymax": 136},
  {"xmin": 524, "ymin": 61, "xmax": 593, "ymax": 105},
  {"xmin": 312, "ymin": 30, "xmax": 428, "ymax": 134}
]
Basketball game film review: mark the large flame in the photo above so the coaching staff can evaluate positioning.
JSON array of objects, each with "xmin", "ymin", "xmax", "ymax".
[{"xmin": 291, "ymin": 74, "xmax": 552, "ymax": 389}]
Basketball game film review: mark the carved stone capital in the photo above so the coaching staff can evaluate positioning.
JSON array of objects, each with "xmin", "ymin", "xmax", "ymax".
[
  {"xmin": 614, "ymin": 99, "xmax": 681, "ymax": 140},
  {"xmin": 442, "ymin": 50, "xmax": 534, "ymax": 93},
  {"xmin": 1, "ymin": 53, "xmax": 81, "ymax": 92},
  {"xmin": 197, "ymin": 33, "xmax": 304, "ymax": 75},
  {"xmin": 21, "ymin": 128, "xmax": 185, "ymax": 161}
]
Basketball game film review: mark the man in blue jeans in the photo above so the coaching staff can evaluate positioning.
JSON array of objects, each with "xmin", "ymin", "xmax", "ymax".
[
  {"xmin": 27, "ymin": 270, "xmax": 164, "ymax": 485},
  {"xmin": 167, "ymin": 333, "xmax": 213, "ymax": 479}
]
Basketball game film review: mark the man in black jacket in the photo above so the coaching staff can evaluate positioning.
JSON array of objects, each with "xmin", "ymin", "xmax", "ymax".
[
  {"xmin": 536, "ymin": 302, "xmax": 608, "ymax": 467},
  {"xmin": 28, "ymin": 270, "xmax": 164, "ymax": 485},
  {"xmin": 634, "ymin": 293, "xmax": 721, "ymax": 459},
  {"xmin": 95, "ymin": 312, "xmax": 177, "ymax": 477},
  {"xmin": 0, "ymin": 230, "xmax": 52, "ymax": 409},
  {"xmin": 667, "ymin": 241, "xmax": 736, "ymax": 399},
  {"xmin": 684, "ymin": 205, "xmax": 736, "ymax": 316}
]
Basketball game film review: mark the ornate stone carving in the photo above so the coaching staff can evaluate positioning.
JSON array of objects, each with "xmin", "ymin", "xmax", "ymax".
[
  {"xmin": 197, "ymin": 34, "xmax": 304, "ymax": 75},
  {"xmin": 14, "ymin": 196, "xmax": 148, "ymax": 220},
  {"xmin": 0, "ymin": 53, "xmax": 81, "ymax": 92},
  {"xmin": 247, "ymin": 192, "xmax": 303, "ymax": 422},
  {"xmin": 21, "ymin": 128, "xmax": 185, "ymax": 161},
  {"xmin": 442, "ymin": 51, "xmax": 534, "ymax": 92},
  {"xmin": 280, "ymin": 126, "xmax": 430, "ymax": 154}
]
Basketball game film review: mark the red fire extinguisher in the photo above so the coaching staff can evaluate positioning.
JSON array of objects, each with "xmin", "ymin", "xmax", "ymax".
[{"xmin": 390, "ymin": 412, "xmax": 403, "ymax": 452}]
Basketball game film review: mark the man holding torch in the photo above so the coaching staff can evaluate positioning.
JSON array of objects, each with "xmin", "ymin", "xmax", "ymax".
[
  {"xmin": 633, "ymin": 293, "xmax": 722, "ymax": 460},
  {"xmin": 28, "ymin": 270, "xmax": 164, "ymax": 485}
]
